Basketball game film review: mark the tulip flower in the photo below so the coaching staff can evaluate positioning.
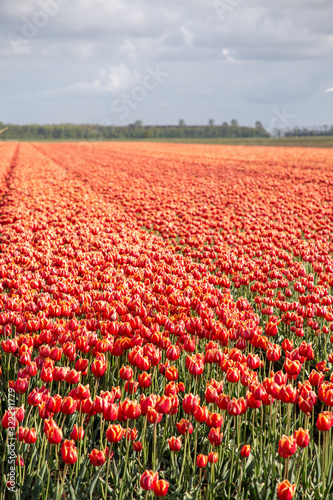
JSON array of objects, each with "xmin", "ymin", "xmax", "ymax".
[
  {"xmin": 16, "ymin": 456, "xmax": 24, "ymax": 467},
  {"xmin": 208, "ymin": 451, "xmax": 218, "ymax": 463},
  {"xmin": 176, "ymin": 418, "xmax": 193, "ymax": 435},
  {"xmin": 294, "ymin": 428, "xmax": 310, "ymax": 448},
  {"xmin": 132, "ymin": 441, "xmax": 143, "ymax": 452},
  {"xmin": 182, "ymin": 393, "xmax": 200, "ymax": 415},
  {"xmin": 240, "ymin": 444, "xmax": 251, "ymax": 458},
  {"xmin": 60, "ymin": 440, "xmax": 77, "ymax": 465},
  {"xmin": 278, "ymin": 435, "xmax": 297, "ymax": 458},
  {"xmin": 89, "ymin": 449, "xmax": 106, "ymax": 467},
  {"xmin": 70, "ymin": 425, "xmax": 85, "ymax": 441},
  {"xmin": 208, "ymin": 427, "xmax": 223, "ymax": 447},
  {"xmin": 168, "ymin": 436, "xmax": 182, "ymax": 452},
  {"xmin": 316, "ymin": 412, "xmax": 333, "ymax": 432},
  {"xmin": 106, "ymin": 424, "xmax": 124, "ymax": 443},
  {"xmin": 140, "ymin": 470, "xmax": 158, "ymax": 491},
  {"xmin": 196, "ymin": 454, "xmax": 208, "ymax": 468},
  {"xmin": 277, "ymin": 480, "xmax": 296, "ymax": 500},
  {"xmin": 154, "ymin": 479, "xmax": 169, "ymax": 497},
  {"xmin": 24, "ymin": 428, "xmax": 37, "ymax": 444}
]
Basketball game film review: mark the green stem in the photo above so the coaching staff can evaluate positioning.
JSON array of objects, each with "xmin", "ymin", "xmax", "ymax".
[
  {"xmin": 57, "ymin": 464, "xmax": 68, "ymax": 500},
  {"xmin": 153, "ymin": 422, "xmax": 157, "ymax": 472},
  {"xmin": 322, "ymin": 433, "xmax": 325, "ymax": 498},
  {"xmin": 119, "ymin": 439, "xmax": 131, "ymax": 500},
  {"xmin": 178, "ymin": 432, "xmax": 188, "ymax": 487},
  {"xmin": 104, "ymin": 445, "xmax": 112, "ymax": 499}
]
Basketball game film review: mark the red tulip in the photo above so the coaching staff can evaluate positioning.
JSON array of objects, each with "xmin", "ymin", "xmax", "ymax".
[
  {"xmin": 277, "ymin": 480, "xmax": 296, "ymax": 500},
  {"xmin": 154, "ymin": 479, "xmax": 169, "ymax": 497},
  {"xmin": 106, "ymin": 424, "xmax": 124, "ymax": 443},
  {"xmin": 89, "ymin": 449, "xmax": 106, "ymax": 466},
  {"xmin": 168, "ymin": 436, "xmax": 182, "ymax": 452},
  {"xmin": 155, "ymin": 395, "xmax": 172, "ymax": 415},
  {"xmin": 91, "ymin": 358, "xmax": 107, "ymax": 378},
  {"xmin": 182, "ymin": 393, "xmax": 200, "ymax": 415},
  {"xmin": 70, "ymin": 425, "xmax": 85, "ymax": 441},
  {"xmin": 61, "ymin": 439, "xmax": 77, "ymax": 464},
  {"xmin": 16, "ymin": 456, "xmax": 24, "ymax": 467},
  {"xmin": 46, "ymin": 395, "xmax": 62, "ymax": 414},
  {"xmin": 196, "ymin": 454, "xmax": 208, "ymax": 468},
  {"xmin": 24, "ymin": 428, "xmax": 37, "ymax": 444},
  {"xmin": 119, "ymin": 365, "xmax": 133, "ymax": 381},
  {"xmin": 124, "ymin": 401, "xmax": 141, "ymax": 420},
  {"xmin": 208, "ymin": 451, "xmax": 218, "ymax": 463},
  {"xmin": 147, "ymin": 407, "xmax": 163, "ymax": 424},
  {"xmin": 165, "ymin": 366, "xmax": 178, "ymax": 381},
  {"xmin": 208, "ymin": 427, "xmax": 223, "ymax": 446},
  {"xmin": 46, "ymin": 426, "xmax": 63, "ymax": 445},
  {"xmin": 206, "ymin": 412, "xmax": 223, "ymax": 428},
  {"xmin": 103, "ymin": 402, "xmax": 118, "ymax": 421},
  {"xmin": 316, "ymin": 412, "xmax": 333, "ymax": 432},
  {"xmin": 1, "ymin": 410, "xmax": 18, "ymax": 429},
  {"xmin": 132, "ymin": 441, "xmax": 143, "ymax": 452},
  {"xmin": 240, "ymin": 444, "xmax": 251, "ymax": 458},
  {"xmin": 176, "ymin": 418, "xmax": 193, "ymax": 435},
  {"xmin": 278, "ymin": 435, "xmax": 297, "ymax": 458},
  {"xmin": 138, "ymin": 372, "xmax": 152, "ymax": 388},
  {"xmin": 294, "ymin": 428, "xmax": 310, "ymax": 448},
  {"xmin": 60, "ymin": 396, "xmax": 77, "ymax": 415},
  {"xmin": 140, "ymin": 470, "xmax": 158, "ymax": 491}
]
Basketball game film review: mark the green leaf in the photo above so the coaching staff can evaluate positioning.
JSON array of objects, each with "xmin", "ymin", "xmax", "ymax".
[
  {"xmin": 31, "ymin": 474, "xmax": 43, "ymax": 499},
  {"xmin": 89, "ymin": 469, "xmax": 101, "ymax": 497}
]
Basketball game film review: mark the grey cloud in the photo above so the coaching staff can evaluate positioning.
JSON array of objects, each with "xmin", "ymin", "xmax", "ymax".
[{"xmin": 0, "ymin": 0, "xmax": 333, "ymax": 126}]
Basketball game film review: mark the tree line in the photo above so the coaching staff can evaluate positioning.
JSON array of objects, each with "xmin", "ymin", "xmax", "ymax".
[
  {"xmin": 284, "ymin": 125, "xmax": 333, "ymax": 137},
  {"xmin": 0, "ymin": 120, "xmax": 270, "ymax": 140}
]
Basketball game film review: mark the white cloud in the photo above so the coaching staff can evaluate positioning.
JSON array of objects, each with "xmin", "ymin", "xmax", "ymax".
[
  {"xmin": 36, "ymin": 64, "xmax": 141, "ymax": 98},
  {"xmin": 180, "ymin": 26, "xmax": 195, "ymax": 46},
  {"xmin": 118, "ymin": 39, "xmax": 137, "ymax": 60},
  {"xmin": 220, "ymin": 48, "xmax": 237, "ymax": 63},
  {"xmin": 1, "ymin": 0, "xmax": 333, "ymax": 125}
]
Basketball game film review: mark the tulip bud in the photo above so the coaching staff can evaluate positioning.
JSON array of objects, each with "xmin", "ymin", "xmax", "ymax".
[
  {"xmin": 70, "ymin": 425, "xmax": 85, "ymax": 441},
  {"xmin": 140, "ymin": 470, "xmax": 158, "ymax": 491},
  {"xmin": 168, "ymin": 436, "xmax": 182, "ymax": 452},
  {"xmin": 132, "ymin": 441, "xmax": 143, "ymax": 452},
  {"xmin": 154, "ymin": 479, "xmax": 169, "ymax": 497},
  {"xmin": 196, "ymin": 454, "xmax": 208, "ymax": 468},
  {"xmin": 89, "ymin": 449, "xmax": 106, "ymax": 467},
  {"xmin": 208, "ymin": 451, "xmax": 218, "ymax": 463},
  {"xmin": 240, "ymin": 444, "xmax": 251, "ymax": 458},
  {"xmin": 294, "ymin": 428, "xmax": 310, "ymax": 448},
  {"xmin": 106, "ymin": 424, "xmax": 123, "ymax": 443},
  {"xmin": 277, "ymin": 480, "xmax": 296, "ymax": 500},
  {"xmin": 61, "ymin": 439, "xmax": 77, "ymax": 464}
]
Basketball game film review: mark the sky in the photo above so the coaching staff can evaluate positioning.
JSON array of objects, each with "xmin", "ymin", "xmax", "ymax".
[{"xmin": 1, "ymin": 0, "xmax": 333, "ymax": 129}]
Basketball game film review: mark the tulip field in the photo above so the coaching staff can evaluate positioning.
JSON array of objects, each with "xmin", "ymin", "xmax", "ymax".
[{"xmin": 1, "ymin": 141, "xmax": 333, "ymax": 500}]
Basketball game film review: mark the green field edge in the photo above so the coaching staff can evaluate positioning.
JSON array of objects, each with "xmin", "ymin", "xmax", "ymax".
[{"xmin": 2, "ymin": 136, "xmax": 333, "ymax": 148}]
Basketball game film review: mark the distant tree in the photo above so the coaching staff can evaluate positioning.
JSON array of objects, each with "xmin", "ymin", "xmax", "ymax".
[
  {"xmin": 255, "ymin": 121, "xmax": 269, "ymax": 137},
  {"xmin": 0, "ymin": 120, "xmax": 283, "ymax": 141}
]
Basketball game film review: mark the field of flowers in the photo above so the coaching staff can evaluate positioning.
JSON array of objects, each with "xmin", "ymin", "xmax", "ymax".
[{"xmin": 0, "ymin": 142, "xmax": 333, "ymax": 500}]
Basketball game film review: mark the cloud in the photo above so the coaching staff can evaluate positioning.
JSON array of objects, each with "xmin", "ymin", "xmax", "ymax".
[
  {"xmin": 326, "ymin": 88, "xmax": 333, "ymax": 92},
  {"xmin": 220, "ymin": 48, "xmax": 237, "ymax": 63},
  {"xmin": 180, "ymin": 26, "xmax": 195, "ymax": 46},
  {"xmin": 0, "ymin": 0, "xmax": 333, "ymax": 126},
  {"xmin": 36, "ymin": 64, "xmax": 141, "ymax": 98}
]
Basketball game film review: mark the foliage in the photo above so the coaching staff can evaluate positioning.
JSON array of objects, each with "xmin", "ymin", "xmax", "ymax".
[{"xmin": 0, "ymin": 143, "xmax": 333, "ymax": 500}]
